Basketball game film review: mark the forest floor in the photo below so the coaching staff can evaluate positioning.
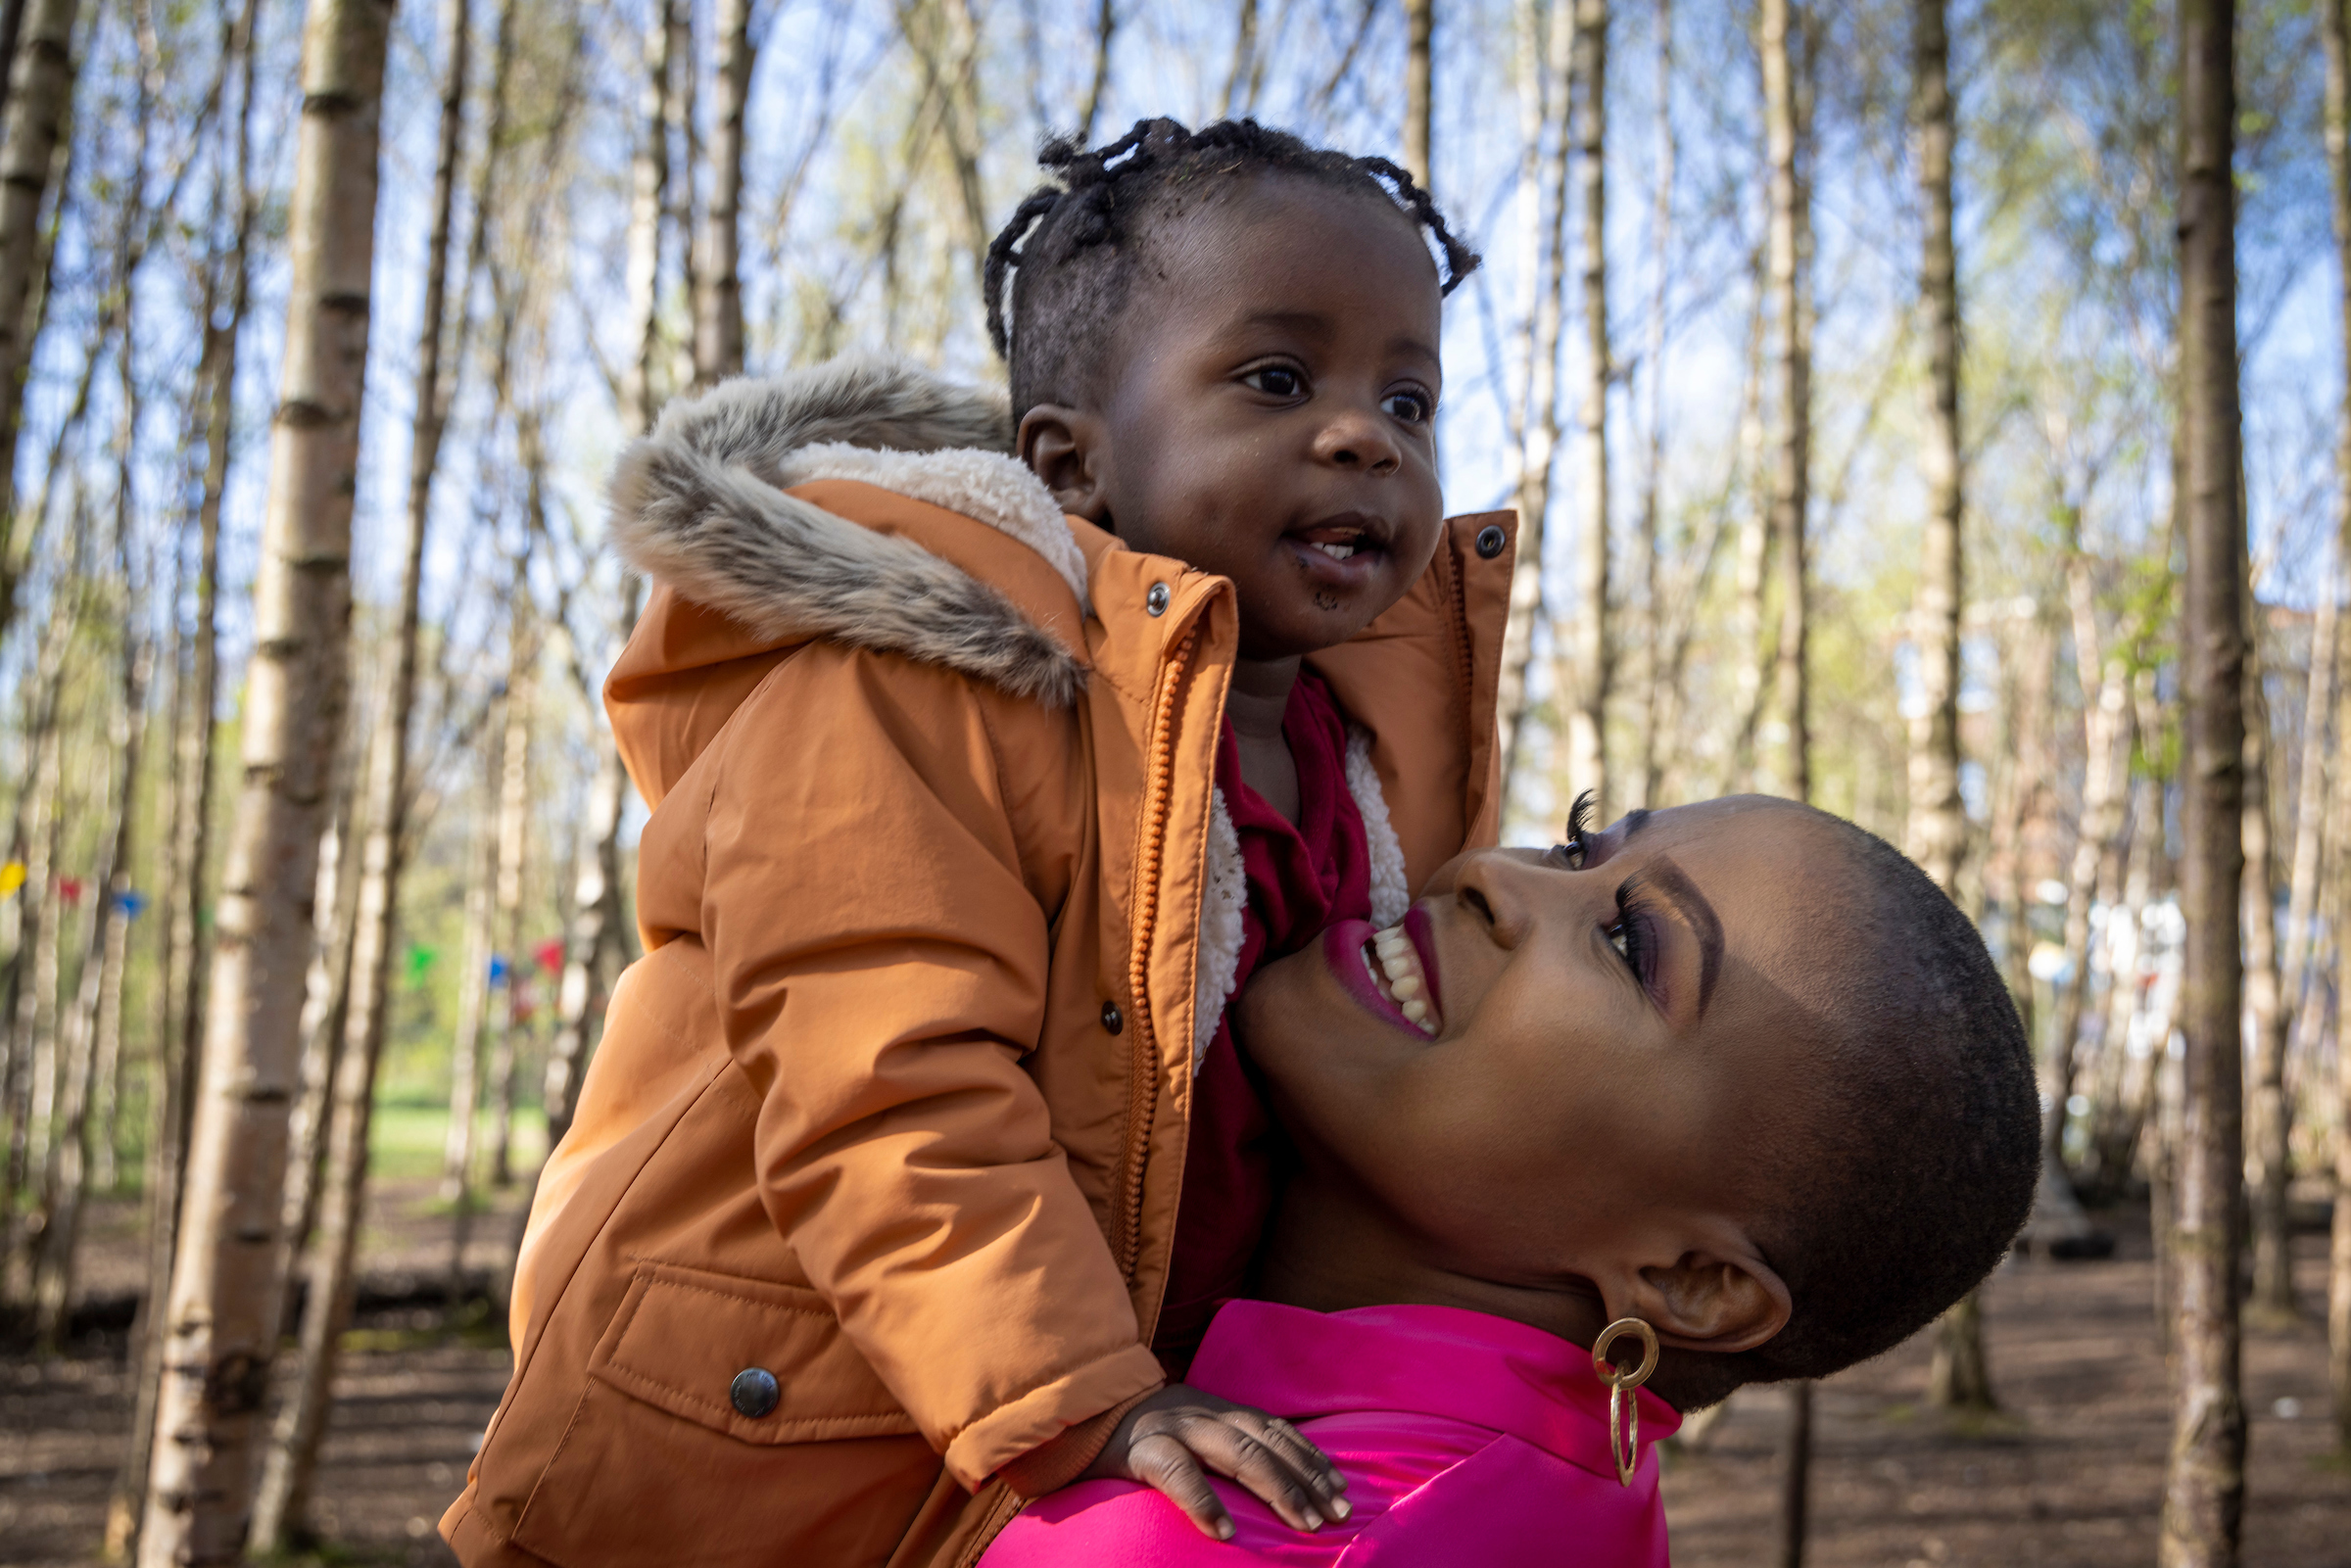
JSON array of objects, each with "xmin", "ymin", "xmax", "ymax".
[{"xmin": 1, "ymin": 1188, "xmax": 2344, "ymax": 1567}]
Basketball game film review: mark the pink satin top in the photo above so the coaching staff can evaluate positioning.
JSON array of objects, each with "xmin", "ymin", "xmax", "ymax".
[{"xmin": 981, "ymin": 1301, "xmax": 1678, "ymax": 1567}]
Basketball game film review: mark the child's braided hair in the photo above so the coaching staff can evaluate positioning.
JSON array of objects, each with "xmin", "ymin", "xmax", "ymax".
[{"xmin": 984, "ymin": 117, "xmax": 1480, "ymax": 421}]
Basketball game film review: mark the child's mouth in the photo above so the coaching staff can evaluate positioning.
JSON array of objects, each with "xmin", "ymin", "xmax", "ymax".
[{"xmin": 1286, "ymin": 515, "xmax": 1386, "ymax": 579}]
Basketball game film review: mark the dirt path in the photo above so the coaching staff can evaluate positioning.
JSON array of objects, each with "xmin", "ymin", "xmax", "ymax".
[{"xmin": 2, "ymin": 1200, "xmax": 2343, "ymax": 1566}]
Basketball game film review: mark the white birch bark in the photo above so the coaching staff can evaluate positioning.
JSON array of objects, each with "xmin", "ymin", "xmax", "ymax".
[
  {"xmin": 135, "ymin": 0, "xmax": 393, "ymax": 1552},
  {"xmin": 1562, "ymin": 0, "xmax": 1609, "ymax": 815},
  {"xmin": 1498, "ymin": 0, "xmax": 1575, "ymax": 795}
]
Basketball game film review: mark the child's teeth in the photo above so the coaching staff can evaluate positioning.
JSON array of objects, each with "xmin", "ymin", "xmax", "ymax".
[{"xmin": 1313, "ymin": 541, "xmax": 1356, "ymax": 560}]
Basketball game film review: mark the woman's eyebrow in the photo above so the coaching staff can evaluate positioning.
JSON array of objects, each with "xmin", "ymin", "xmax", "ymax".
[{"xmin": 1635, "ymin": 853, "xmax": 1722, "ymax": 1016}]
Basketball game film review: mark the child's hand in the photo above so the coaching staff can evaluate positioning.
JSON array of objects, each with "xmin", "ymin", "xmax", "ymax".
[{"xmin": 1079, "ymin": 1383, "xmax": 1350, "ymax": 1540}]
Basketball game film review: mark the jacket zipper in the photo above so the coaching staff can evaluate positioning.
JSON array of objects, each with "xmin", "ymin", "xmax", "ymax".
[
  {"xmin": 947, "ymin": 619, "xmax": 1204, "ymax": 1568},
  {"xmin": 1109, "ymin": 619, "xmax": 1201, "ymax": 1280}
]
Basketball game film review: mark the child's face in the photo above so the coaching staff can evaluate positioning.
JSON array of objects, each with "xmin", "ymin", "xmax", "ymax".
[
  {"xmin": 1018, "ymin": 175, "xmax": 1448, "ymax": 661},
  {"xmin": 1237, "ymin": 797, "xmax": 1854, "ymax": 1335}
]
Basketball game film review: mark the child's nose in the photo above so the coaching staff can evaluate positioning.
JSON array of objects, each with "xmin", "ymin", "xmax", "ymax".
[{"xmin": 1314, "ymin": 408, "xmax": 1402, "ymax": 474}]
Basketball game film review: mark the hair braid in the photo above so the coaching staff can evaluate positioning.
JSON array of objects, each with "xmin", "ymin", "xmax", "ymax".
[{"xmin": 984, "ymin": 116, "xmax": 1482, "ymax": 419}]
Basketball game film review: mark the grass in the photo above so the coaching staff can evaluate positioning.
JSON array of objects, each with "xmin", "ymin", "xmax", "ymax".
[{"xmin": 369, "ymin": 1099, "xmax": 549, "ymax": 1183}]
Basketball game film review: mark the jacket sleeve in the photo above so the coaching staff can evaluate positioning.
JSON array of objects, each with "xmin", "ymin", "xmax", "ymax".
[{"xmin": 700, "ymin": 644, "xmax": 1165, "ymax": 1489}]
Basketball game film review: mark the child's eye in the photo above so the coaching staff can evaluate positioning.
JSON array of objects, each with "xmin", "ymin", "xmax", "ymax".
[
  {"xmin": 1242, "ymin": 365, "xmax": 1306, "ymax": 398},
  {"xmin": 1382, "ymin": 389, "xmax": 1433, "ymax": 423}
]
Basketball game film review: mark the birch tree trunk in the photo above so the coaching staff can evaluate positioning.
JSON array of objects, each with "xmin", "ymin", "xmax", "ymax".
[
  {"xmin": 2, "ymin": 595, "xmax": 72, "ymax": 1305},
  {"xmin": 543, "ymin": 0, "xmax": 669, "ymax": 1168},
  {"xmin": 482, "ymin": 586, "xmax": 535, "ymax": 1191},
  {"xmin": 2275, "ymin": 570, "xmax": 2336, "ymax": 1193},
  {"xmin": 440, "ymin": 772, "xmax": 496, "ymax": 1254},
  {"xmin": 33, "ymin": 618, "xmax": 146, "ymax": 1349},
  {"xmin": 2280, "ymin": 574, "xmax": 2337, "ymax": 1014},
  {"xmin": 0, "ymin": 0, "xmax": 81, "ymax": 640},
  {"xmin": 136, "ymin": 0, "xmax": 392, "ymax": 1552},
  {"xmin": 1760, "ymin": 0, "xmax": 1810, "ymax": 803},
  {"xmin": 1730, "ymin": 261, "xmax": 1774, "ymax": 791},
  {"xmin": 2240, "ymin": 612, "xmax": 2294, "ymax": 1322},
  {"xmin": 2160, "ymin": 2, "xmax": 2248, "ymax": 1558},
  {"xmin": 109, "ymin": 12, "xmax": 254, "ymax": 1538},
  {"xmin": 1562, "ymin": 0, "xmax": 1609, "ymax": 815},
  {"xmin": 1403, "ymin": 0, "xmax": 1431, "ymax": 189},
  {"xmin": 1498, "ymin": 0, "xmax": 1574, "ymax": 792},
  {"xmin": 1631, "ymin": 0, "xmax": 1672, "ymax": 811},
  {"xmin": 1775, "ymin": 1379, "xmax": 1811, "ymax": 1568},
  {"xmin": 2326, "ymin": 0, "xmax": 2351, "ymax": 1451},
  {"xmin": 2050, "ymin": 534, "xmax": 2132, "ymax": 1164},
  {"xmin": 1760, "ymin": 4, "xmax": 1816, "ymax": 1541},
  {"xmin": 248, "ymin": 0, "xmax": 466, "ymax": 1535},
  {"xmin": 1077, "ymin": 0, "xmax": 1114, "ymax": 144},
  {"xmin": 1907, "ymin": 0, "xmax": 1992, "ymax": 1411},
  {"xmin": 693, "ymin": 0, "xmax": 751, "ymax": 388},
  {"xmin": 624, "ymin": 0, "xmax": 670, "ymax": 436},
  {"xmin": 1906, "ymin": 0, "xmax": 1964, "ymax": 898},
  {"xmin": 274, "ymin": 766, "xmax": 359, "ymax": 1309}
]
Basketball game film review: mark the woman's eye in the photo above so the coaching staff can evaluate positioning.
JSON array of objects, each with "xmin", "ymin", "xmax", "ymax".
[
  {"xmin": 1607, "ymin": 923, "xmax": 1631, "ymax": 961},
  {"xmin": 1549, "ymin": 837, "xmax": 1588, "ymax": 871},
  {"xmin": 1382, "ymin": 390, "xmax": 1431, "ymax": 423},
  {"xmin": 1243, "ymin": 365, "xmax": 1305, "ymax": 398}
]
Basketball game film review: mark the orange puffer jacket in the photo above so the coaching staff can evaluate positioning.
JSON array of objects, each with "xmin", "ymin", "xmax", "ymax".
[{"xmin": 441, "ymin": 357, "xmax": 1511, "ymax": 1568}]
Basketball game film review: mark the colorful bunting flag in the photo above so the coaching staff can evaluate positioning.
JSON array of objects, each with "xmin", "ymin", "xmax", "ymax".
[
  {"xmin": 114, "ymin": 890, "xmax": 148, "ymax": 918},
  {"xmin": 56, "ymin": 878, "xmax": 82, "ymax": 905},
  {"xmin": 535, "ymin": 936, "xmax": 566, "ymax": 974},
  {"xmin": 406, "ymin": 944, "xmax": 438, "ymax": 979},
  {"xmin": 489, "ymin": 953, "xmax": 510, "ymax": 985},
  {"xmin": 0, "ymin": 861, "xmax": 24, "ymax": 896}
]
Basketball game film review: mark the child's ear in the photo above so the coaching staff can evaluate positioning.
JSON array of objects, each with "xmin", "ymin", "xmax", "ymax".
[
  {"xmin": 1018, "ymin": 404, "xmax": 1113, "ymax": 525},
  {"xmin": 1621, "ymin": 1246, "xmax": 1791, "ymax": 1355}
]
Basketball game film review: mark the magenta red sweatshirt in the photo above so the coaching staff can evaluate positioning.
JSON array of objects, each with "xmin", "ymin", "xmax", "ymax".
[{"xmin": 981, "ymin": 1300, "xmax": 1679, "ymax": 1567}]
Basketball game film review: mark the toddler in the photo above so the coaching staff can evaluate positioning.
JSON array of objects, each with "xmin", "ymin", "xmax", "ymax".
[
  {"xmin": 984, "ymin": 794, "xmax": 2044, "ymax": 1562},
  {"xmin": 443, "ymin": 118, "xmax": 1509, "ymax": 1568}
]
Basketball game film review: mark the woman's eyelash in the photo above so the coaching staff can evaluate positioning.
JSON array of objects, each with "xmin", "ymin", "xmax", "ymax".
[
  {"xmin": 1558, "ymin": 788, "xmax": 1597, "ymax": 867},
  {"xmin": 1610, "ymin": 878, "xmax": 1658, "ymax": 991}
]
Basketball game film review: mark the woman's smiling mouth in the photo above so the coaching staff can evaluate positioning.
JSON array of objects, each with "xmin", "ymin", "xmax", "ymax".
[
  {"xmin": 1321, "ymin": 913, "xmax": 1444, "ymax": 1037},
  {"xmin": 1364, "ymin": 927, "xmax": 1438, "ymax": 1032}
]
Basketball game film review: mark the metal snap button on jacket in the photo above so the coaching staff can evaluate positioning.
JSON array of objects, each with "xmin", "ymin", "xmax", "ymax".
[
  {"xmin": 730, "ymin": 1367, "xmax": 781, "ymax": 1418},
  {"xmin": 1475, "ymin": 524, "xmax": 1507, "ymax": 559},
  {"xmin": 1146, "ymin": 582, "xmax": 1171, "ymax": 615},
  {"xmin": 1100, "ymin": 1000, "xmax": 1124, "ymax": 1034}
]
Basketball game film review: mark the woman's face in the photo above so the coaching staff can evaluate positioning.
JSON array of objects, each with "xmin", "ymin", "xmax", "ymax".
[{"xmin": 1236, "ymin": 796, "xmax": 1851, "ymax": 1289}]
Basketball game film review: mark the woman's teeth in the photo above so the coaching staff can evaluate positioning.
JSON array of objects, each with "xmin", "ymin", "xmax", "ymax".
[
  {"xmin": 1363, "ymin": 925, "xmax": 1439, "ymax": 1035},
  {"xmin": 1311, "ymin": 541, "xmax": 1357, "ymax": 560}
]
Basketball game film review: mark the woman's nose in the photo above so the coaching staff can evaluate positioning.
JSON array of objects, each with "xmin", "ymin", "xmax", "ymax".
[
  {"xmin": 1314, "ymin": 405, "xmax": 1402, "ymax": 474},
  {"xmin": 1451, "ymin": 850, "xmax": 1546, "ymax": 950}
]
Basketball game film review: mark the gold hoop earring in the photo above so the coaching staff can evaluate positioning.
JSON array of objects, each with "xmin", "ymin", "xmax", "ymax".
[{"xmin": 1592, "ymin": 1317, "xmax": 1661, "ymax": 1488}]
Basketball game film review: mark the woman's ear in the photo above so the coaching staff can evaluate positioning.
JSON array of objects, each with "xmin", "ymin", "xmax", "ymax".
[
  {"xmin": 1018, "ymin": 404, "xmax": 1113, "ymax": 524},
  {"xmin": 1619, "ymin": 1245, "xmax": 1791, "ymax": 1355}
]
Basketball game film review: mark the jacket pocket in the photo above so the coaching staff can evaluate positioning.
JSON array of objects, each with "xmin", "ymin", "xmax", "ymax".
[
  {"xmin": 508, "ymin": 1260, "xmax": 936, "ymax": 1568},
  {"xmin": 588, "ymin": 1259, "xmax": 920, "ymax": 1444}
]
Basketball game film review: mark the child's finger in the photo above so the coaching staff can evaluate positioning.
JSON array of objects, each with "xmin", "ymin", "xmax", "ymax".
[
  {"xmin": 1125, "ymin": 1431, "xmax": 1237, "ymax": 1541},
  {"xmin": 1174, "ymin": 1415, "xmax": 1328, "ymax": 1532},
  {"xmin": 1239, "ymin": 1413, "xmax": 1349, "ymax": 1512}
]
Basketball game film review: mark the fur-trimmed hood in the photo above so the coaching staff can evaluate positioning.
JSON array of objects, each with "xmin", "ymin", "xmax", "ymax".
[
  {"xmin": 607, "ymin": 356, "xmax": 1091, "ymax": 708},
  {"xmin": 605, "ymin": 356, "xmax": 1417, "ymax": 1061}
]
